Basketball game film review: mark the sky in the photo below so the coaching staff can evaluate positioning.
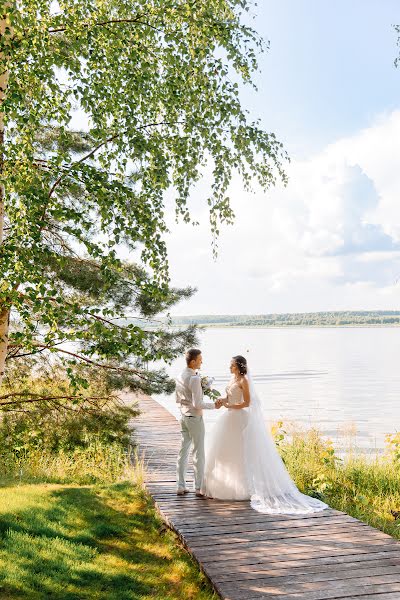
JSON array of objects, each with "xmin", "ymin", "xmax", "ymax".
[{"xmin": 165, "ymin": 0, "xmax": 400, "ymax": 315}]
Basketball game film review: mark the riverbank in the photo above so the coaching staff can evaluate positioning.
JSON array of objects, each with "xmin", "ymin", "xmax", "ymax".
[
  {"xmin": 278, "ymin": 424, "xmax": 400, "ymax": 540},
  {"xmin": 2, "ymin": 407, "xmax": 399, "ymax": 598}
]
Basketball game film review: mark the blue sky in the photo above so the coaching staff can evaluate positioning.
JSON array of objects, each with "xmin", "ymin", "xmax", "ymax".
[
  {"xmin": 244, "ymin": 0, "xmax": 400, "ymax": 156},
  {"xmin": 166, "ymin": 1, "xmax": 400, "ymax": 315}
]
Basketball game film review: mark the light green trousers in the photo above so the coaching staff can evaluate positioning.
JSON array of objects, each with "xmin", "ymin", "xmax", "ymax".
[{"xmin": 176, "ymin": 415, "xmax": 205, "ymax": 491}]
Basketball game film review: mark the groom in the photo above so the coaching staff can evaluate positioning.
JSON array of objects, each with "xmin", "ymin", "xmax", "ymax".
[{"xmin": 175, "ymin": 348, "xmax": 222, "ymax": 496}]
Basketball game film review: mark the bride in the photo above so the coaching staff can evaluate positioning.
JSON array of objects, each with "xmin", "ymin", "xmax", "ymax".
[{"xmin": 201, "ymin": 355, "xmax": 328, "ymax": 514}]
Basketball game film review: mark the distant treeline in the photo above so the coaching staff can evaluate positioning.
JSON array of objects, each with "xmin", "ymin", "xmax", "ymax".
[{"xmin": 171, "ymin": 311, "xmax": 400, "ymax": 327}]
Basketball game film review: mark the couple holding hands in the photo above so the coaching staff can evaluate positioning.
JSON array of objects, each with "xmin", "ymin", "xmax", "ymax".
[{"xmin": 175, "ymin": 348, "xmax": 328, "ymax": 514}]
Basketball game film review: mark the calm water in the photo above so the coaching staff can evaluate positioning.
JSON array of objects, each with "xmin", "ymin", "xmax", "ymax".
[{"xmin": 155, "ymin": 327, "xmax": 400, "ymax": 452}]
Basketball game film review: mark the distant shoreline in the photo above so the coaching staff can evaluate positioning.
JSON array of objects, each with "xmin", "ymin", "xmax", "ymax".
[
  {"xmin": 170, "ymin": 323, "xmax": 400, "ymax": 329},
  {"xmin": 169, "ymin": 310, "xmax": 400, "ymax": 329},
  {"xmin": 128, "ymin": 311, "xmax": 400, "ymax": 329}
]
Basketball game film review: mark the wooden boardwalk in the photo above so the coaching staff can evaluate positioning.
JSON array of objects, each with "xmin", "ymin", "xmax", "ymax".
[{"xmin": 133, "ymin": 395, "xmax": 400, "ymax": 600}]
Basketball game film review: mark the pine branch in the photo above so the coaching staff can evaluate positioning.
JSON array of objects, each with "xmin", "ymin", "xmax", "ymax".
[
  {"xmin": 22, "ymin": 344, "xmax": 148, "ymax": 379},
  {"xmin": 0, "ymin": 392, "xmax": 110, "ymax": 407}
]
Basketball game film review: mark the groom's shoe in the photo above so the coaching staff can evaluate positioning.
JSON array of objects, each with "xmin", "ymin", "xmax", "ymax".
[
  {"xmin": 177, "ymin": 488, "xmax": 190, "ymax": 496},
  {"xmin": 195, "ymin": 490, "xmax": 206, "ymax": 497}
]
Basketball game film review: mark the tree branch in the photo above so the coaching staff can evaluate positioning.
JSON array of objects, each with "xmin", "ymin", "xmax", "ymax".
[
  {"xmin": 6, "ymin": 339, "xmax": 67, "ymax": 360},
  {"xmin": 22, "ymin": 343, "xmax": 148, "ymax": 379},
  {"xmin": 12, "ymin": 292, "xmax": 143, "ymax": 332},
  {"xmin": 0, "ymin": 393, "xmax": 110, "ymax": 407},
  {"xmin": 48, "ymin": 120, "xmax": 177, "ymax": 198},
  {"xmin": 48, "ymin": 16, "xmax": 162, "ymax": 35}
]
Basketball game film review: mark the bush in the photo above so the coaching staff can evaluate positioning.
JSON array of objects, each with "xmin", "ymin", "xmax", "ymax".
[
  {"xmin": 0, "ymin": 399, "xmax": 137, "ymax": 454},
  {"xmin": 271, "ymin": 421, "xmax": 400, "ymax": 540},
  {"xmin": 0, "ymin": 358, "xmax": 141, "ymax": 483},
  {"xmin": 0, "ymin": 357, "xmax": 139, "ymax": 455}
]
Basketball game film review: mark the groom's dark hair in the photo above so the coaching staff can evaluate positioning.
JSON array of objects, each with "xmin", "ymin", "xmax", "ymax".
[{"xmin": 186, "ymin": 348, "xmax": 202, "ymax": 366}]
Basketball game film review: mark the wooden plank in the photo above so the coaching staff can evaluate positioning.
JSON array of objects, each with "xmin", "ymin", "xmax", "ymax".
[
  {"xmin": 198, "ymin": 546, "xmax": 400, "ymax": 569},
  {"xmin": 213, "ymin": 557, "xmax": 400, "ymax": 582},
  {"xmin": 206, "ymin": 550, "xmax": 400, "ymax": 572},
  {"xmin": 134, "ymin": 395, "xmax": 400, "ymax": 600},
  {"xmin": 176, "ymin": 520, "xmax": 361, "ymax": 537},
  {"xmin": 157, "ymin": 511, "xmax": 349, "ymax": 527},
  {"xmin": 242, "ymin": 583, "xmax": 400, "ymax": 600},
  {"xmin": 218, "ymin": 565, "xmax": 400, "ymax": 587},
  {"xmin": 181, "ymin": 522, "xmax": 372, "ymax": 543},
  {"xmin": 337, "ymin": 595, "xmax": 400, "ymax": 600},
  {"xmin": 191, "ymin": 538, "xmax": 400, "ymax": 560},
  {"xmin": 174, "ymin": 515, "xmax": 358, "ymax": 531},
  {"xmin": 183, "ymin": 530, "xmax": 389, "ymax": 550}
]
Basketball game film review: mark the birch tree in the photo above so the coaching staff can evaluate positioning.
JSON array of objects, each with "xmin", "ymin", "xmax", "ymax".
[
  {"xmin": 0, "ymin": 0, "xmax": 287, "ymax": 403},
  {"xmin": 0, "ymin": 6, "xmax": 11, "ymax": 382}
]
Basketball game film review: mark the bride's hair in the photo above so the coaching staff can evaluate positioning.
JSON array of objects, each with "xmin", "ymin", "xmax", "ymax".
[{"xmin": 233, "ymin": 355, "xmax": 247, "ymax": 375}]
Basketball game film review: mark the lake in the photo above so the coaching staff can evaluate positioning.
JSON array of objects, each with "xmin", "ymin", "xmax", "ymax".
[{"xmin": 154, "ymin": 327, "xmax": 400, "ymax": 453}]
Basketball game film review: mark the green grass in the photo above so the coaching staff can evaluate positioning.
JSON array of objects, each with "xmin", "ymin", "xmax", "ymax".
[
  {"xmin": 275, "ymin": 424, "xmax": 400, "ymax": 540},
  {"xmin": 0, "ymin": 481, "xmax": 216, "ymax": 600},
  {"xmin": 0, "ymin": 442, "xmax": 136, "ymax": 486},
  {"xmin": 0, "ymin": 444, "xmax": 216, "ymax": 600}
]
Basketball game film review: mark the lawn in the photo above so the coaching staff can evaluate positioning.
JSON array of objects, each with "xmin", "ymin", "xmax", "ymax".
[{"xmin": 0, "ymin": 480, "xmax": 216, "ymax": 600}]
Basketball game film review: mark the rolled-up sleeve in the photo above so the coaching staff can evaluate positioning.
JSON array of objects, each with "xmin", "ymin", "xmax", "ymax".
[{"xmin": 189, "ymin": 375, "xmax": 215, "ymax": 410}]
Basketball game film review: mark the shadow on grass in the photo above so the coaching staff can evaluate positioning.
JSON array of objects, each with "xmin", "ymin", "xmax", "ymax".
[{"xmin": 0, "ymin": 482, "xmax": 211, "ymax": 600}]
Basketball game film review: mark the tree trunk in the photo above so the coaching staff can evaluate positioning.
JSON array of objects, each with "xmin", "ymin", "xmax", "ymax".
[{"xmin": 0, "ymin": 7, "xmax": 11, "ymax": 385}]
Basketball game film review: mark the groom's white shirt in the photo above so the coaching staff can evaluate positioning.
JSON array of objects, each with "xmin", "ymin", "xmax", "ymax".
[{"xmin": 176, "ymin": 367, "xmax": 215, "ymax": 417}]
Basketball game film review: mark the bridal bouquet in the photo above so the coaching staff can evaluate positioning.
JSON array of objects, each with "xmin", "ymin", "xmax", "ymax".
[{"xmin": 200, "ymin": 375, "xmax": 221, "ymax": 402}]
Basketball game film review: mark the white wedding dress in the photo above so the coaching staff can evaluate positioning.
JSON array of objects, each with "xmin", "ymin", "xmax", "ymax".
[
  {"xmin": 202, "ymin": 379, "xmax": 250, "ymax": 500},
  {"xmin": 201, "ymin": 374, "xmax": 329, "ymax": 514}
]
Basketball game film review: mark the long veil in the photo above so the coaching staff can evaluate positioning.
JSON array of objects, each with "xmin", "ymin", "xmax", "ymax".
[{"xmin": 244, "ymin": 370, "xmax": 328, "ymax": 514}]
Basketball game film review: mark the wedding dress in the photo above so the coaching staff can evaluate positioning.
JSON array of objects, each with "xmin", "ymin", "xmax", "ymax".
[
  {"xmin": 202, "ymin": 379, "xmax": 250, "ymax": 500},
  {"xmin": 202, "ymin": 373, "xmax": 328, "ymax": 514}
]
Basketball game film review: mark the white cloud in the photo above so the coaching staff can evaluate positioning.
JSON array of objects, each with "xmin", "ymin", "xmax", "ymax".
[
  {"xmin": 166, "ymin": 110, "xmax": 400, "ymax": 314},
  {"xmin": 327, "ymin": 110, "xmax": 400, "ymax": 241}
]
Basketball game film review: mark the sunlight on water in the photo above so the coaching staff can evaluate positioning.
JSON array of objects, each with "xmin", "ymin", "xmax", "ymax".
[{"xmin": 154, "ymin": 327, "xmax": 400, "ymax": 452}]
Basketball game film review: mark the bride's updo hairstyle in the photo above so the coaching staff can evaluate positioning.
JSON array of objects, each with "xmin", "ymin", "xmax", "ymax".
[{"xmin": 233, "ymin": 355, "xmax": 247, "ymax": 375}]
